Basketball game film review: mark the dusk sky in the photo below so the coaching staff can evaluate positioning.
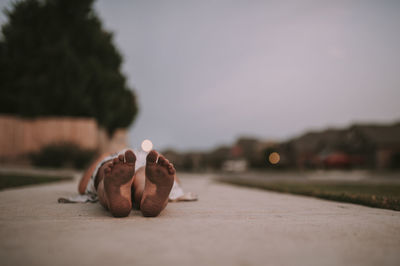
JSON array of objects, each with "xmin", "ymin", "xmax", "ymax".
[{"xmin": 1, "ymin": 0, "xmax": 399, "ymax": 151}]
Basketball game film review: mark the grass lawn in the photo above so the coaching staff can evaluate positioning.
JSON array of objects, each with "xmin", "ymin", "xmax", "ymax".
[
  {"xmin": 0, "ymin": 173, "xmax": 72, "ymax": 190},
  {"xmin": 218, "ymin": 176, "xmax": 400, "ymax": 211}
]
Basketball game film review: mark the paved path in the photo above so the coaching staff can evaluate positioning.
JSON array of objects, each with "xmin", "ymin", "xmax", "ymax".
[{"xmin": 1, "ymin": 173, "xmax": 399, "ymax": 266}]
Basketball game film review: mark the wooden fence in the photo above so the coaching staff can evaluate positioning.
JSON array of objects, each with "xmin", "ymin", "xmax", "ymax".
[{"xmin": 0, "ymin": 115, "xmax": 127, "ymax": 158}]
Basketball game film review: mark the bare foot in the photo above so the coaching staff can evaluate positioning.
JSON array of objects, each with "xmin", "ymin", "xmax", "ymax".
[
  {"xmin": 103, "ymin": 150, "xmax": 136, "ymax": 217},
  {"xmin": 140, "ymin": 150, "xmax": 175, "ymax": 217}
]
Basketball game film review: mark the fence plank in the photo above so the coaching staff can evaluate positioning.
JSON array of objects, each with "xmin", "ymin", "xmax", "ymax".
[{"xmin": 0, "ymin": 115, "xmax": 99, "ymax": 157}]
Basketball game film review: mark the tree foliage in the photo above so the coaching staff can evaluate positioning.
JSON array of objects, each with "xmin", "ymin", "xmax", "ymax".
[{"xmin": 0, "ymin": 0, "xmax": 138, "ymax": 135}]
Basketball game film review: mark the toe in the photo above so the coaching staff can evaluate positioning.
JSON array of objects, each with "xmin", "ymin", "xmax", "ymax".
[
  {"xmin": 125, "ymin": 150, "xmax": 136, "ymax": 164},
  {"xmin": 146, "ymin": 150, "xmax": 158, "ymax": 164},
  {"xmin": 118, "ymin": 154, "xmax": 124, "ymax": 162},
  {"xmin": 113, "ymin": 158, "xmax": 119, "ymax": 164},
  {"xmin": 168, "ymin": 164, "xmax": 176, "ymax": 175},
  {"xmin": 104, "ymin": 165, "xmax": 112, "ymax": 174},
  {"xmin": 158, "ymin": 155, "xmax": 169, "ymax": 166}
]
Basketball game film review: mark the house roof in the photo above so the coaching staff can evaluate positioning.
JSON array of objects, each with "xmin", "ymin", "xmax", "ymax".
[
  {"xmin": 290, "ymin": 129, "xmax": 345, "ymax": 153},
  {"xmin": 351, "ymin": 122, "xmax": 400, "ymax": 147},
  {"xmin": 290, "ymin": 121, "xmax": 400, "ymax": 152}
]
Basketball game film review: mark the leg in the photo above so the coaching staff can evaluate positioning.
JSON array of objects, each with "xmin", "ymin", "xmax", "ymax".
[
  {"xmin": 131, "ymin": 150, "xmax": 175, "ymax": 217},
  {"xmin": 78, "ymin": 153, "xmax": 111, "ymax": 195},
  {"xmin": 96, "ymin": 150, "xmax": 136, "ymax": 217}
]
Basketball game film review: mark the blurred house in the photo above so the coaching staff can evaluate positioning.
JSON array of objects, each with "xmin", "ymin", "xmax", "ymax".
[
  {"xmin": 284, "ymin": 129, "xmax": 346, "ymax": 168},
  {"xmin": 161, "ymin": 149, "xmax": 185, "ymax": 169},
  {"xmin": 222, "ymin": 159, "xmax": 248, "ymax": 172},
  {"xmin": 231, "ymin": 137, "xmax": 278, "ymax": 168},
  {"xmin": 282, "ymin": 122, "xmax": 400, "ymax": 169},
  {"xmin": 162, "ymin": 149, "xmax": 207, "ymax": 172},
  {"xmin": 347, "ymin": 123, "xmax": 400, "ymax": 169},
  {"xmin": 162, "ymin": 122, "xmax": 400, "ymax": 172},
  {"xmin": 204, "ymin": 145, "xmax": 231, "ymax": 170}
]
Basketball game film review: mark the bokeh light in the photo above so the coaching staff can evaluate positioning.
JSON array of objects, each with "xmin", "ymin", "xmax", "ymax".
[
  {"xmin": 141, "ymin": 139, "xmax": 153, "ymax": 152},
  {"xmin": 268, "ymin": 152, "xmax": 280, "ymax": 165}
]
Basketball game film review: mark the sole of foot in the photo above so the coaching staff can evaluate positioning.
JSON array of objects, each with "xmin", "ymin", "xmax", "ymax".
[
  {"xmin": 141, "ymin": 150, "xmax": 175, "ymax": 217},
  {"xmin": 104, "ymin": 150, "xmax": 136, "ymax": 217}
]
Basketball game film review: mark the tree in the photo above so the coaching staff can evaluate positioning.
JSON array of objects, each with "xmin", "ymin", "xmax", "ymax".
[{"xmin": 0, "ymin": 0, "xmax": 138, "ymax": 135}]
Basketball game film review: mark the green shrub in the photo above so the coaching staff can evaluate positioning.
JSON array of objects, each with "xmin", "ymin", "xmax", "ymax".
[{"xmin": 30, "ymin": 142, "xmax": 97, "ymax": 169}]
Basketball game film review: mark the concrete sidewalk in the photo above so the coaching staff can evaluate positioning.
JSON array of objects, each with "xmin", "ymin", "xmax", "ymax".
[{"xmin": 0, "ymin": 173, "xmax": 399, "ymax": 266}]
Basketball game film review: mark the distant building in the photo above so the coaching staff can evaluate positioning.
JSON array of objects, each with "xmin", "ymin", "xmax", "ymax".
[
  {"xmin": 222, "ymin": 159, "xmax": 248, "ymax": 172},
  {"xmin": 163, "ymin": 121, "xmax": 400, "ymax": 172},
  {"xmin": 234, "ymin": 137, "xmax": 278, "ymax": 168},
  {"xmin": 282, "ymin": 122, "xmax": 400, "ymax": 169},
  {"xmin": 347, "ymin": 123, "xmax": 400, "ymax": 169}
]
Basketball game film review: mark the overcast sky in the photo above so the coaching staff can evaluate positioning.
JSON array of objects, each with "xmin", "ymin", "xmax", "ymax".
[{"xmin": 1, "ymin": 0, "xmax": 400, "ymax": 151}]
